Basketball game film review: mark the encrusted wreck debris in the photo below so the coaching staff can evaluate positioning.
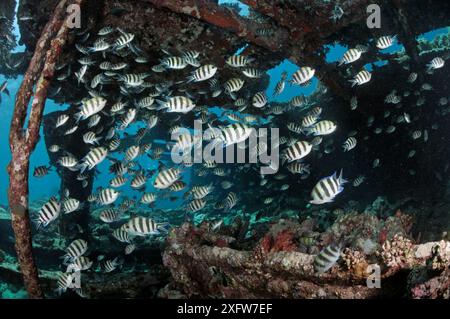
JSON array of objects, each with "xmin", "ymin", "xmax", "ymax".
[
  {"xmin": 162, "ymin": 212, "xmax": 450, "ymax": 299},
  {"xmin": 7, "ymin": 0, "xmax": 85, "ymax": 298}
]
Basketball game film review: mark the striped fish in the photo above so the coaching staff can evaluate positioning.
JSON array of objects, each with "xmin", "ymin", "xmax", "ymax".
[
  {"xmin": 162, "ymin": 56, "xmax": 187, "ymax": 69},
  {"xmin": 146, "ymin": 115, "xmax": 158, "ymax": 130},
  {"xmin": 98, "ymin": 26, "xmax": 114, "ymax": 36},
  {"xmin": 153, "ymin": 167, "xmax": 181, "ymax": 189},
  {"xmin": 311, "ymin": 136, "xmax": 323, "ymax": 146},
  {"xmin": 112, "ymin": 228, "xmax": 131, "ymax": 243},
  {"xmin": 141, "ymin": 192, "xmax": 157, "ymax": 204},
  {"xmin": 97, "ymin": 188, "xmax": 120, "ymax": 205},
  {"xmin": 234, "ymin": 98, "xmax": 247, "ymax": 107},
  {"xmin": 124, "ymin": 244, "xmax": 136, "ymax": 255},
  {"xmin": 35, "ymin": 197, "xmax": 60, "ymax": 229},
  {"xmin": 124, "ymin": 217, "xmax": 168, "ymax": 236},
  {"xmin": 172, "ymin": 133, "xmax": 198, "ymax": 155},
  {"xmin": 75, "ymin": 97, "xmax": 107, "ymax": 122},
  {"xmin": 109, "ymin": 161, "xmax": 127, "ymax": 176},
  {"xmin": 183, "ymin": 56, "xmax": 200, "ymax": 67},
  {"xmin": 256, "ymin": 28, "xmax": 274, "ymax": 36},
  {"xmin": 151, "ymin": 64, "xmax": 166, "ymax": 73},
  {"xmin": 75, "ymin": 65, "xmax": 87, "ymax": 83},
  {"xmin": 91, "ymin": 39, "xmax": 110, "ymax": 52},
  {"xmin": 90, "ymin": 73, "xmax": 103, "ymax": 89},
  {"xmin": 67, "ymin": 256, "xmax": 93, "ymax": 272},
  {"xmin": 307, "ymin": 120, "xmax": 337, "ymax": 136},
  {"xmin": 307, "ymin": 107, "xmax": 323, "ymax": 117},
  {"xmin": 187, "ymin": 64, "xmax": 217, "ymax": 82},
  {"xmin": 121, "ymin": 74, "xmax": 144, "ymax": 87},
  {"xmin": 353, "ymin": 175, "xmax": 365, "ymax": 187},
  {"xmin": 376, "ymin": 35, "xmax": 396, "ymax": 50},
  {"xmin": 108, "ymin": 138, "xmax": 121, "ymax": 151},
  {"xmin": 182, "ymin": 50, "xmax": 200, "ymax": 59},
  {"xmin": 140, "ymin": 143, "xmax": 152, "ymax": 154},
  {"xmin": 291, "ymin": 67, "xmax": 315, "ymax": 86},
  {"xmin": 191, "ymin": 184, "xmax": 214, "ymax": 199},
  {"xmin": 226, "ymin": 55, "xmax": 253, "ymax": 67},
  {"xmin": 114, "ymin": 31, "xmax": 134, "ymax": 48},
  {"xmin": 125, "ymin": 145, "xmax": 140, "ymax": 161},
  {"xmin": 287, "ymin": 122, "xmax": 303, "ymax": 134},
  {"xmin": 62, "ymin": 198, "xmax": 81, "ymax": 214},
  {"xmin": 220, "ymin": 123, "xmax": 252, "ymax": 146},
  {"xmin": 310, "ymin": 170, "xmax": 347, "ymax": 205},
  {"xmin": 301, "ymin": 115, "xmax": 318, "ymax": 128},
  {"xmin": 169, "ymin": 180, "xmax": 186, "ymax": 191},
  {"xmin": 350, "ymin": 96, "xmax": 358, "ymax": 110},
  {"xmin": 33, "ymin": 165, "xmax": 52, "ymax": 178},
  {"xmin": 63, "ymin": 239, "xmax": 88, "ymax": 264},
  {"xmin": 103, "ymin": 257, "xmax": 121, "ymax": 273},
  {"xmin": 110, "ymin": 176, "xmax": 127, "ymax": 187},
  {"xmin": 55, "ymin": 114, "xmax": 69, "ymax": 128},
  {"xmin": 131, "ymin": 174, "xmax": 147, "ymax": 189},
  {"xmin": 225, "ymin": 112, "xmax": 241, "ymax": 122},
  {"xmin": 407, "ymin": 72, "xmax": 417, "ymax": 83},
  {"xmin": 203, "ymin": 160, "xmax": 217, "ymax": 169},
  {"xmin": 224, "ymin": 78, "xmax": 245, "ymax": 96},
  {"xmin": 273, "ymin": 71, "xmax": 287, "ymax": 96},
  {"xmin": 87, "ymin": 114, "xmax": 101, "ymax": 128},
  {"xmin": 287, "ymin": 162, "xmax": 310, "ymax": 174},
  {"xmin": 99, "ymin": 209, "xmax": 122, "ymax": 223},
  {"xmin": 136, "ymin": 96, "xmax": 155, "ymax": 109},
  {"xmin": 290, "ymin": 95, "xmax": 306, "ymax": 107},
  {"xmin": 99, "ymin": 61, "xmax": 113, "ymax": 70},
  {"xmin": 412, "ymin": 130, "xmax": 422, "ymax": 139},
  {"xmin": 118, "ymin": 109, "xmax": 137, "ymax": 130},
  {"xmin": 385, "ymin": 91, "xmax": 401, "ymax": 104},
  {"xmin": 427, "ymin": 57, "xmax": 445, "ymax": 70},
  {"xmin": 151, "ymin": 147, "xmax": 164, "ymax": 160},
  {"xmin": 283, "ymin": 141, "xmax": 312, "ymax": 162},
  {"xmin": 79, "ymin": 147, "xmax": 108, "ymax": 173},
  {"xmin": 83, "ymin": 131, "xmax": 102, "ymax": 145},
  {"xmin": 56, "ymin": 273, "xmax": 75, "ymax": 295},
  {"xmin": 339, "ymin": 48, "xmax": 362, "ymax": 65},
  {"xmin": 220, "ymin": 181, "xmax": 233, "ymax": 189},
  {"xmin": 342, "ymin": 137, "xmax": 357, "ymax": 152},
  {"xmin": 64, "ymin": 125, "xmax": 78, "ymax": 135},
  {"xmin": 111, "ymin": 101, "xmax": 126, "ymax": 114},
  {"xmin": 213, "ymin": 168, "xmax": 226, "ymax": 176},
  {"xmin": 350, "ymin": 70, "xmax": 371, "ymax": 87},
  {"xmin": 187, "ymin": 199, "xmax": 206, "ymax": 212},
  {"xmin": 224, "ymin": 192, "xmax": 237, "ymax": 211},
  {"xmin": 158, "ymin": 96, "xmax": 195, "ymax": 113},
  {"xmin": 110, "ymin": 62, "xmax": 128, "ymax": 71},
  {"xmin": 314, "ymin": 244, "xmax": 342, "ymax": 273},
  {"xmin": 252, "ymin": 91, "xmax": 267, "ymax": 108},
  {"xmin": 242, "ymin": 67, "xmax": 263, "ymax": 78},
  {"xmin": 49, "ymin": 144, "xmax": 60, "ymax": 153}
]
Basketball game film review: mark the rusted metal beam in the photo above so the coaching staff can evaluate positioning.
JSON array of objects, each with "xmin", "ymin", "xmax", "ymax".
[
  {"xmin": 7, "ymin": 0, "xmax": 84, "ymax": 298},
  {"xmin": 144, "ymin": 0, "xmax": 290, "ymax": 51}
]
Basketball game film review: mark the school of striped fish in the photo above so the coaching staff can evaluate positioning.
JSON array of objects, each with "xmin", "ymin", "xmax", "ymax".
[{"xmin": 23, "ymin": 22, "xmax": 448, "ymax": 295}]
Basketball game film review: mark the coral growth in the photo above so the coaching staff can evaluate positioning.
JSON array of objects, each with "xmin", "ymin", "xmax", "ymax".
[
  {"xmin": 342, "ymin": 248, "xmax": 369, "ymax": 279},
  {"xmin": 378, "ymin": 234, "xmax": 415, "ymax": 269}
]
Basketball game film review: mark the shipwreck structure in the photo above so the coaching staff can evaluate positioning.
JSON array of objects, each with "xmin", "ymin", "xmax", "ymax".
[{"xmin": 2, "ymin": 0, "xmax": 450, "ymax": 298}]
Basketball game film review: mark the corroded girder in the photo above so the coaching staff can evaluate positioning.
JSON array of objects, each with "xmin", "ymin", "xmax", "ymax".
[{"xmin": 7, "ymin": 0, "xmax": 85, "ymax": 298}]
